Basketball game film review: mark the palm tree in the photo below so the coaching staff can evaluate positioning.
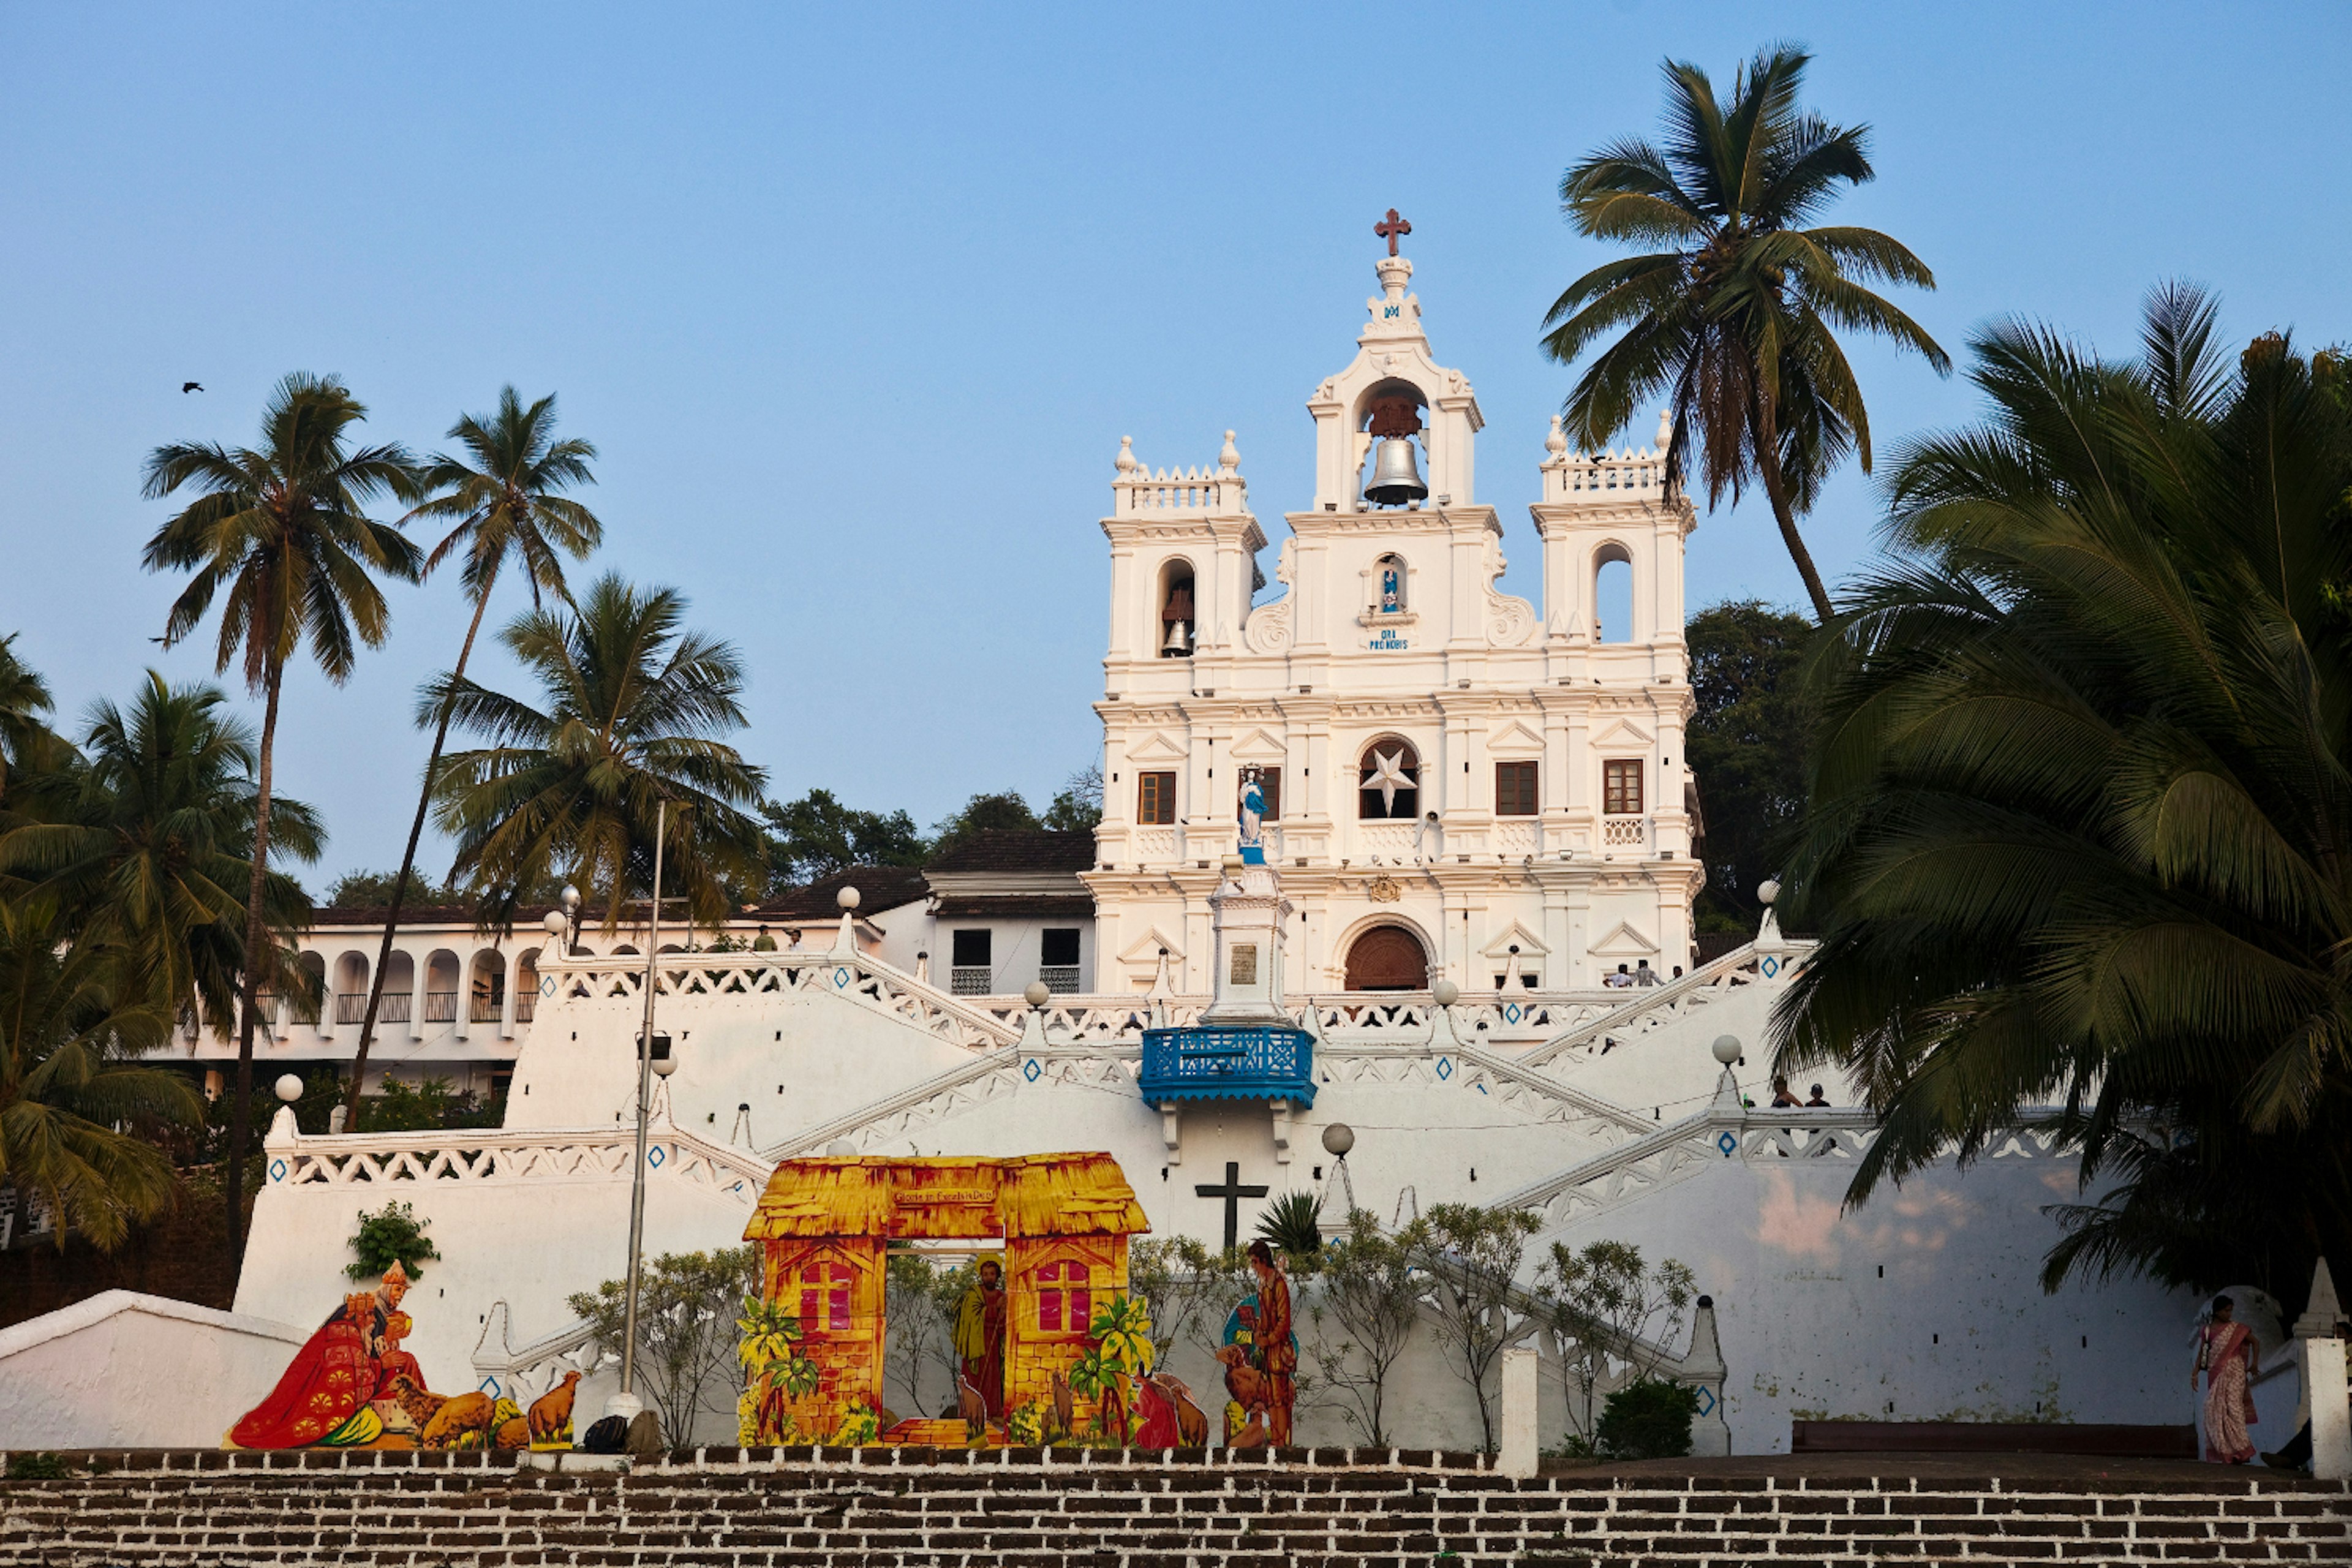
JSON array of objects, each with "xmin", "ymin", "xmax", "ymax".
[
  {"xmin": 0, "ymin": 674, "xmax": 322, "ymax": 1030},
  {"xmin": 345, "ymin": 390, "xmax": 602, "ymax": 1120},
  {"xmin": 0, "ymin": 633, "xmax": 62, "ymax": 803},
  {"xmin": 0, "ymin": 900, "xmax": 205, "ymax": 1250},
  {"xmin": 140, "ymin": 372, "xmax": 421, "ymax": 1255},
  {"xmin": 1771, "ymin": 286, "xmax": 2352, "ymax": 1298},
  {"xmin": 428, "ymin": 573, "xmax": 767, "ymax": 935},
  {"xmin": 1540, "ymin": 44, "xmax": 1950, "ymax": 620}
]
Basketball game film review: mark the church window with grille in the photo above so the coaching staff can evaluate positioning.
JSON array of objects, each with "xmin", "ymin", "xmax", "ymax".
[
  {"xmin": 1137, "ymin": 771, "xmax": 1177, "ymax": 824},
  {"xmin": 1495, "ymin": 761, "xmax": 1537, "ymax": 816},
  {"xmin": 1603, "ymin": 759, "xmax": 1644, "ymax": 815}
]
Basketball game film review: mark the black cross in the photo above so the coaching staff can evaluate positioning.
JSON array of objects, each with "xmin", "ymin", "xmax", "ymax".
[{"xmin": 1195, "ymin": 1160, "xmax": 1269, "ymax": 1253}]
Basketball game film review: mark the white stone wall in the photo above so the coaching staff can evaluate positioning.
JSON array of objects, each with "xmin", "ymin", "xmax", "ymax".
[{"xmin": 0, "ymin": 1292, "xmax": 309, "ymax": 1449}]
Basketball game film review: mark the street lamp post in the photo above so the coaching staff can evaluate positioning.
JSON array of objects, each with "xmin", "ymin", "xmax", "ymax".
[{"xmin": 603, "ymin": 797, "xmax": 679, "ymax": 1428}]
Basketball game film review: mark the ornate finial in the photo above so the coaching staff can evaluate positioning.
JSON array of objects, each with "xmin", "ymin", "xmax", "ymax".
[
  {"xmin": 1218, "ymin": 429, "xmax": 1240, "ymax": 475},
  {"xmin": 1374, "ymin": 208, "xmax": 1412, "ymax": 257},
  {"xmin": 1546, "ymin": 414, "xmax": 1569, "ymax": 459},
  {"xmin": 1656, "ymin": 407, "xmax": 1673, "ymax": 453},
  {"xmin": 1115, "ymin": 435, "xmax": 1137, "ymax": 475}
]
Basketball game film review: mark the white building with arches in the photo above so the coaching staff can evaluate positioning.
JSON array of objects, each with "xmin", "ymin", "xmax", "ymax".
[{"xmin": 1085, "ymin": 243, "xmax": 1701, "ymax": 997}]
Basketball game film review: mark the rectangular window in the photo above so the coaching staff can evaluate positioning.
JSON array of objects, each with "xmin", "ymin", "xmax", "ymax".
[
  {"xmin": 799, "ymin": 1264, "xmax": 853, "ymax": 1335},
  {"xmin": 1041, "ymin": 928, "xmax": 1080, "ymax": 967},
  {"xmin": 1604, "ymin": 758, "xmax": 1644, "ymax": 816},
  {"xmin": 1137, "ymin": 771, "xmax": 1177, "ymax": 824},
  {"xmin": 1495, "ymin": 760, "xmax": 1537, "ymax": 816},
  {"xmin": 1036, "ymin": 1261, "xmax": 1090, "ymax": 1333},
  {"xmin": 1038, "ymin": 1262, "xmax": 1062, "ymax": 1332},
  {"xmin": 951, "ymin": 929, "xmax": 992, "ymax": 967},
  {"xmin": 1238, "ymin": 768, "xmax": 1280, "ymax": 821}
]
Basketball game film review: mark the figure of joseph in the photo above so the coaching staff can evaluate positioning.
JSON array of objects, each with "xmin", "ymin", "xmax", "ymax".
[{"xmin": 954, "ymin": 1257, "xmax": 1008, "ymax": 1420}]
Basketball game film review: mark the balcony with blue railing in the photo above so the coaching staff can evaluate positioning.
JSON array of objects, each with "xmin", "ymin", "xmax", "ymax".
[{"xmin": 1139, "ymin": 1025, "xmax": 1316, "ymax": 1108}]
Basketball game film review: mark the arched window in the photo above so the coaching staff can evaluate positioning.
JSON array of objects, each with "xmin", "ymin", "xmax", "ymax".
[
  {"xmin": 1157, "ymin": 558, "xmax": 1196, "ymax": 657},
  {"xmin": 333, "ymin": 952, "xmax": 369, "ymax": 1025},
  {"xmin": 1593, "ymin": 543, "xmax": 1634, "ymax": 644},
  {"xmin": 469, "ymin": 951, "xmax": 506, "ymax": 1023},
  {"xmin": 1373, "ymin": 554, "xmax": 1407, "ymax": 614},
  {"xmin": 1358, "ymin": 739, "xmax": 1420, "ymax": 820}
]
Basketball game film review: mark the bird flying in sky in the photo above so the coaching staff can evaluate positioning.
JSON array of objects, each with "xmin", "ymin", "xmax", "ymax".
[{"xmin": 181, "ymin": 382, "xmax": 203, "ymax": 393}]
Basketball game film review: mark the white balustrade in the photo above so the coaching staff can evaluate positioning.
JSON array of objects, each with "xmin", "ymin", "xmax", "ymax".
[
  {"xmin": 541, "ymin": 948, "xmax": 1019, "ymax": 1052},
  {"xmin": 1542, "ymin": 445, "xmax": 1669, "ymax": 503}
]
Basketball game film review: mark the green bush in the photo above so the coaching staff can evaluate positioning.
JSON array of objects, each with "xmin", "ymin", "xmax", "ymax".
[
  {"xmin": 1595, "ymin": 1377, "xmax": 1699, "ymax": 1460},
  {"xmin": 6, "ymin": 1452, "xmax": 69, "ymax": 1480},
  {"xmin": 345, "ymin": 1199, "xmax": 442, "ymax": 1281}
]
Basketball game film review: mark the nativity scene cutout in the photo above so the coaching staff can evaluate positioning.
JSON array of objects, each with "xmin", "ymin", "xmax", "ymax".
[
  {"xmin": 225, "ymin": 1149, "xmax": 1297, "ymax": 1452},
  {"xmin": 225, "ymin": 1260, "xmax": 578, "ymax": 1452}
]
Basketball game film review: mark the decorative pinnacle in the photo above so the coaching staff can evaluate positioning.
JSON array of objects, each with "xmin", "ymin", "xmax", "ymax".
[
  {"xmin": 1546, "ymin": 414, "xmax": 1569, "ymax": 459},
  {"xmin": 1218, "ymin": 429, "xmax": 1240, "ymax": 475},
  {"xmin": 1115, "ymin": 435, "xmax": 1137, "ymax": 475}
]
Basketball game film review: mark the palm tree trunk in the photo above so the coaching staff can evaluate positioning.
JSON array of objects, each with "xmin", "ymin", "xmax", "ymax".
[
  {"xmin": 1751, "ymin": 405, "xmax": 1836, "ymax": 622},
  {"xmin": 225, "ymin": 664, "xmax": 282, "ymax": 1262},
  {"xmin": 344, "ymin": 584, "xmax": 496, "ymax": 1123}
]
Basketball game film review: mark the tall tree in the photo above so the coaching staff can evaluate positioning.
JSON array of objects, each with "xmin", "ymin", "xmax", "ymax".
[
  {"xmin": 1684, "ymin": 599, "xmax": 1814, "ymax": 929},
  {"xmin": 140, "ymin": 372, "xmax": 421, "ymax": 1255},
  {"xmin": 929, "ymin": 790, "xmax": 1039, "ymax": 855},
  {"xmin": 1773, "ymin": 288, "xmax": 2352, "ymax": 1303},
  {"xmin": 0, "ymin": 674, "xmax": 321, "ymax": 1028},
  {"xmin": 0, "ymin": 900, "xmax": 206, "ymax": 1250},
  {"xmin": 1541, "ymin": 45, "xmax": 1949, "ymax": 619},
  {"xmin": 0, "ymin": 633, "xmax": 65, "ymax": 805},
  {"xmin": 428, "ymin": 573, "xmax": 768, "ymax": 934},
  {"xmin": 346, "ymin": 389, "xmax": 601, "ymax": 1120},
  {"xmin": 758, "ymin": 788, "xmax": 925, "ymax": 890}
]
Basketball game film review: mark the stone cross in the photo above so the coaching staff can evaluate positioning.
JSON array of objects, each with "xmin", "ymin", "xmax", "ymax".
[
  {"xmin": 1375, "ymin": 208, "xmax": 1412, "ymax": 257},
  {"xmin": 1195, "ymin": 1159, "xmax": 1269, "ymax": 1253}
]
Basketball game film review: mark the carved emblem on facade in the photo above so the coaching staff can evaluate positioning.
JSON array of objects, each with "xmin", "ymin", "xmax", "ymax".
[{"xmin": 1366, "ymin": 875, "xmax": 1401, "ymax": 903}]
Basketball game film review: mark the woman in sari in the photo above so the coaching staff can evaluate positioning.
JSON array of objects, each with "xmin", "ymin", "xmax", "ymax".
[{"xmin": 2193, "ymin": 1294, "xmax": 2260, "ymax": 1463}]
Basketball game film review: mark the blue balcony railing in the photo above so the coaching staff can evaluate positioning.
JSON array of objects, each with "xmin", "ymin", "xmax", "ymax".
[{"xmin": 1138, "ymin": 1026, "xmax": 1316, "ymax": 1108}]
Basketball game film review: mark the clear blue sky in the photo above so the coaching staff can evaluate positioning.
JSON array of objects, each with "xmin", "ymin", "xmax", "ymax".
[{"xmin": 2, "ymin": 2, "xmax": 2345, "ymax": 889}]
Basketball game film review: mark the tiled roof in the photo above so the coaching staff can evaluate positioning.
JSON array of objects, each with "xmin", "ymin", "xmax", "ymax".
[
  {"xmin": 311, "ymin": 903, "xmax": 480, "ymax": 927},
  {"xmin": 930, "ymin": 894, "xmax": 1096, "ymax": 920},
  {"xmin": 925, "ymin": 829, "xmax": 1096, "ymax": 875},
  {"xmin": 755, "ymin": 864, "xmax": 931, "ymax": 921}
]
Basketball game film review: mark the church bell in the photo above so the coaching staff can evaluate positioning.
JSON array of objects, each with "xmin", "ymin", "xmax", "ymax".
[
  {"xmin": 1162, "ymin": 619, "xmax": 1192, "ymax": 655},
  {"xmin": 1365, "ymin": 435, "xmax": 1428, "ymax": 506}
]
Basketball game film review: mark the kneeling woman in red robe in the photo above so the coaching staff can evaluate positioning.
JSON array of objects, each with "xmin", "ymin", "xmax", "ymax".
[{"xmin": 228, "ymin": 1261, "xmax": 430, "ymax": 1449}]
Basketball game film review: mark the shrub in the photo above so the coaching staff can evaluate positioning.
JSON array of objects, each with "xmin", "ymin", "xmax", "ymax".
[
  {"xmin": 1595, "ymin": 1377, "xmax": 1699, "ymax": 1459},
  {"xmin": 6, "ymin": 1452, "xmax": 69, "ymax": 1480},
  {"xmin": 345, "ymin": 1199, "xmax": 443, "ymax": 1281}
]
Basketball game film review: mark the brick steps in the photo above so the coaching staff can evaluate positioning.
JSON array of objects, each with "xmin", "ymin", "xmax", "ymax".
[{"xmin": 2, "ymin": 1449, "xmax": 2346, "ymax": 1566}]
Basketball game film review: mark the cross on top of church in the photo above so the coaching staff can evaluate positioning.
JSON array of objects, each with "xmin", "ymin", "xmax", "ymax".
[{"xmin": 1375, "ymin": 208, "xmax": 1412, "ymax": 257}]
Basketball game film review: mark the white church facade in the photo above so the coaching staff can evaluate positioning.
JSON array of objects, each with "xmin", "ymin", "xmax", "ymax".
[
  {"xmin": 7, "ymin": 235, "xmax": 2239, "ymax": 1460},
  {"xmin": 1087, "ymin": 246, "xmax": 1700, "ymax": 997}
]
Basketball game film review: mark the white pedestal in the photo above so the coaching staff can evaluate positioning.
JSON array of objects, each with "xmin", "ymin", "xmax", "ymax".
[
  {"xmin": 2308, "ymin": 1336, "xmax": 2350, "ymax": 1480},
  {"xmin": 1499, "ymin": 1347, "xmax": 1539, "ymax": 1477}
]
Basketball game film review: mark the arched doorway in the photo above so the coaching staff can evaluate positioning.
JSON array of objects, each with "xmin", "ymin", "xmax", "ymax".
[{"xmin": 1344, "ymin": 924, "xmax": 1429, "ymax": 992}]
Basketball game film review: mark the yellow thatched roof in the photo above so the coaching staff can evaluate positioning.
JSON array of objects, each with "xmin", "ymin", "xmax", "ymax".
[{"xmin": 745, "ymin": 1153, "xmax": 1149, "ymax": 1243}]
